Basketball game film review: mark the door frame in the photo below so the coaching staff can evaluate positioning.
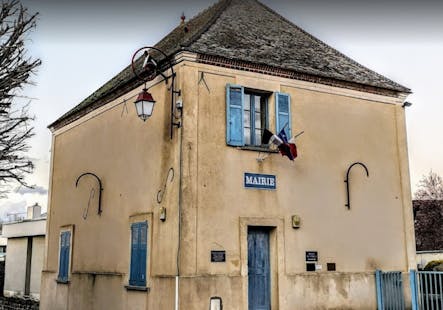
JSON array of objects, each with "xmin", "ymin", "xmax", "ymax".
[{"xmin": 240, "ymin": 217, "xmax": 285, "ymax": 310}]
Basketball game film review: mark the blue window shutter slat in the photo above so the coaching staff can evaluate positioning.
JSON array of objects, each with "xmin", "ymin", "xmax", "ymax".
[
  {"xmin": 65, "ymin": 232, "xmax": 70, "ymax": 280},
  {"xmin": 58, "ymin": 234, "xmax": 63, "ymax": 280},
  {"xmin": 129, "ymin": 223, "xmax": 138, "ymax": 286},
  {"xmin": 58, "ymin": 234, "xmax": 62, "ymax": 279},
  {"xmin": 226, "ymin": 84, "xmax": 244, "ymax": 146},
  {"xmin": 275, "ymin": 92, "xmax": 291, "ymax": 138},
  {"xmin": 62, "ymin": 247, "xmax": 67, "ymax": 280},
  {"xmin": 139, "ymin": 222, "xmax": 147, "ymax": 286}
]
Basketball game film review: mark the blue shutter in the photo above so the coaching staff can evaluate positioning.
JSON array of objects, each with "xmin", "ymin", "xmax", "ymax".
[
  {"xmin": 58, "ymin": 231, "xmax": 70, "ymax": 281},
  {"xmin": 129, "ymin": 221, "xmax": 148, "ymax": 286},
  {"xmin": 58, "ymin": 233, "xmax": 64, "ymax": 280},
  {"xmin": 129, "ymin": 223, "xmax": 138, "ymax": 286},
  {"xmin": 138, "ymin": 221, "xmax": 147, "ymax": 286},
  {"xmin": 226, "ymin": 85, "xmax": 244, "ymax": 146},
  {"xmin": 275, "ymin": 92, "xmax": 291, "ymax": 138}
]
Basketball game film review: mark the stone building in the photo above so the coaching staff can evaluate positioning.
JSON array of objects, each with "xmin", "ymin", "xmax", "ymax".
[{"xmin": 41, "ymin": 0, "xmax": 416, "ymax": 309}]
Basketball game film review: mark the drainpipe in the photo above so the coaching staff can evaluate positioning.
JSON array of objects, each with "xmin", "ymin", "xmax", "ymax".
[
  {"xmin": 175, "ymin": 70, "xmax": 184, "ymax": 310},
  {"xmin": 175, "ymin": 276, "xmax": 179, "ymax": 310}
]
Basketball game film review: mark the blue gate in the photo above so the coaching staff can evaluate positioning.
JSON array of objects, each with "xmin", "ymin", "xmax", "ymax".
[
  {"xmin": 410, "ymin": 270, "xmax": 443, "ymax": 310},
  {"xmin": 376, "ymin": 270, "xmax": 405, "ymax": 310}
]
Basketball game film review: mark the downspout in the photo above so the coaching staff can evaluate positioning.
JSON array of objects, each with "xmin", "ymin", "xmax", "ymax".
[{"xmin": 175, "ymin": 70, "xmax": 184, "ymax": 310}]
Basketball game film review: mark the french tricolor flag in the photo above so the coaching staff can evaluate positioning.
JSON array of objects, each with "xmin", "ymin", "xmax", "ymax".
[{"xmin": 262, "ymin": 128, "xmax": 297, "ymax": 161}]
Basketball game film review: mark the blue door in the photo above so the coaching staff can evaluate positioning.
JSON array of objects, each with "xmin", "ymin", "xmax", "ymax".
[{"xmin": 248, "ymin": 228, "xmax": 271, "ymax": 310}]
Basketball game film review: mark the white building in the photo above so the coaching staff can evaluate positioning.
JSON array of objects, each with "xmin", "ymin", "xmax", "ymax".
[{"xmin": 2, "ymin": 203, "xmax": 46, "ymax": 299}]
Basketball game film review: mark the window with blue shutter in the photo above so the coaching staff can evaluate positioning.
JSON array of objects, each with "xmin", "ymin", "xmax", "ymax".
[
  {"xmin": 275, "ymin": 92, "xmax": 291, "ymax": 138},
  {"xmin": 226, "ymin": 85, "xmax": 272, "ymax": 147},
  {"xmin": 226, "ymin": 85, "xmax": 244, "ymax": 146},
  {"xmin": 129, "ymin": 221, "xmax": 148, "ymax": 287},
  {"xmin": 58, "ymin": 231, "xmax": 71, "ymax": 282}
]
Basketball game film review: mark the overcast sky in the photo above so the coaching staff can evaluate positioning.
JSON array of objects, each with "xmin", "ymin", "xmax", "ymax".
[{"xmin": 2, "ymin": 0, "xmax": 442, "ymax": 218}]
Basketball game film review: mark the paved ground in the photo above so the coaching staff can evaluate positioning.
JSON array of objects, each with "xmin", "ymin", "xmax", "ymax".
[{"xmin": 0, "ymin": 296, "xmax": 39, "ymax": 310}]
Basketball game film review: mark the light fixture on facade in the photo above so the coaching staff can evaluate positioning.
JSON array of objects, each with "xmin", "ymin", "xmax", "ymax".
[
  {"xmin": 402, "ymin": 101, "xmax": 412, "ymax": 108},
  {"xmin": 134, "ymin": 89, "xmax": 156, "ymax": 122},
  {"xmin": 131, "ymin": 46, "xmax": 181, "ymax": 138}
]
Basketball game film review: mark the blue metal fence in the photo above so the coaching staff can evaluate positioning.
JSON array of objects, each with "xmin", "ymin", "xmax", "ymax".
[
  {"xmin": 410, "ymin": 270, "xmax": 443, "ymax": 310},
  {"xmin": 376, "ymin": 270, "xmax": 405, "ymax": 310}
]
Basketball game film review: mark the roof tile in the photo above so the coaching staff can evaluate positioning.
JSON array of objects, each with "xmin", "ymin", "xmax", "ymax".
[{"xmin": 50, "ymin": 0, "xmax": 410, "ymax": 129}]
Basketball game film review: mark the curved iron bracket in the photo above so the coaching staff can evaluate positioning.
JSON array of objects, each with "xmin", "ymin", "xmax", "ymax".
[
  {"xmin": 75, "ymin": 172, "xmax": 104, "ymax": 216},
  {"xmin": 344, "ymin": 162, "xmax": 369, "ymax": 210}
]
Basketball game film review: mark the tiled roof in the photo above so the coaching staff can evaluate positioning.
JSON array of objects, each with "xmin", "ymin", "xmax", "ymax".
[
  {"xmin": 413, "ymin": 200, "xmax": 443, "ymax": 252},
  {"xmin": 50, "ymin": 0, "xmax": 410, "ymax": 130}
]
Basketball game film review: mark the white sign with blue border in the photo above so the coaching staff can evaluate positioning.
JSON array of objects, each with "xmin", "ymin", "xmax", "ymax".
[{"xmin": 244, "ymin": 173, "xmax": 276, "ymax": 190}]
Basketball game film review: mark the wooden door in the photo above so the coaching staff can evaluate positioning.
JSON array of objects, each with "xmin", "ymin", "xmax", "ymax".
[{"xmin": 248, "ymin": 227, "xmax": 271, "ymax": 310}]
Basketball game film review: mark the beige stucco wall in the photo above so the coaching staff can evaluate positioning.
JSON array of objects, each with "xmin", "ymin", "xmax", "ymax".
[{"xmin": 41, "ymin": 58, "xmax": 415, "ymax": 309}]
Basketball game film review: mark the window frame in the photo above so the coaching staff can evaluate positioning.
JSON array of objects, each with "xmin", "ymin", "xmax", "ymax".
[
  {"xmin": 125, "ymin": 212, "xmax": 153, "ymax": 292},
  {"xmin": 128, "ymin": 220, "xmax": 149, "ymax": 288},
  {"xmin": 57, "ymin": 226, "xmax": 73, "ymax": 283},
  {"xmin": 243, "ymin": 90, "xmax": 269, "ymax": 146},
  {"xmin": 226, "ymin": 84, "xmax": 274, "ymax": 148}
]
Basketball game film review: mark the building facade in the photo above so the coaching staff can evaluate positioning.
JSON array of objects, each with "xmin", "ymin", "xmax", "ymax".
[
  {"xmin": 41, "ymin": 0, "xmax": 416, "ymax": 309},
  {"xmin": 2, "ymin": 203, "xmax": 46, "ymax": 299}
]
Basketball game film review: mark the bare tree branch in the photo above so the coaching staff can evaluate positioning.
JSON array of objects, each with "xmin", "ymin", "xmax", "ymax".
[
  {"xmin": 414, "ymin": 170, "xmax": 443, "ymax": 200},
  {"xmin": 0, "ymin": 0, "xmax": 40, "ymax": 197}
]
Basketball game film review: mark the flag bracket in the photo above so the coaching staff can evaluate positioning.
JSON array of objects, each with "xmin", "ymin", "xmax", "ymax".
[
  {"xmin": 75, "ymin": 172, "xmax": 104, "ymax": 216},
  {"xmin": 344, "ymin": 162, "xmax": 369, "ymax": 209}
]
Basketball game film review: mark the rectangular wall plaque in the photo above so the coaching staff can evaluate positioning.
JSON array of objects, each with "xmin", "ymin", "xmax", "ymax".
[
  {"xmin": 211, "ymin": 251, "xmax": 226, "ymax": 263},
  {"xmin": 305, "ymin": 251, "xmax": 318, "ymax": 262},
  {"xmin": 244, "ymin": 173, "xmax": 276, "ymax": 190}
]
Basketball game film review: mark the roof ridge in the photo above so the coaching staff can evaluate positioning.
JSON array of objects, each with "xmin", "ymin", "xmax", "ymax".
[
  {"xmin": 254, "ymin": 0, "xmax": 410, "ymax": 92},
  {"xmin": 180, "ymin": 0, "xmax": 232, "ymax": 48}
]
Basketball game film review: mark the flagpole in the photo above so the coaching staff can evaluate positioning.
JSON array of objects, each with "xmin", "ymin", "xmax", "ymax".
[{"xmin": 292, "ymin": 131, "xmax": 304, "ymax": 140}]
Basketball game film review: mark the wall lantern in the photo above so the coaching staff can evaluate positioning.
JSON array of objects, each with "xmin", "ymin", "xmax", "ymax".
[
  {"xmin": 131, "ymin": 46, "xmax": 181, "ymax": 139},
  {"xmin": 134, "ymin": 89, "xmax": 156, "ymax": 121},
  {"xmin": 402, "ymin": 101, "xmax": 412, "ymax": 108}
]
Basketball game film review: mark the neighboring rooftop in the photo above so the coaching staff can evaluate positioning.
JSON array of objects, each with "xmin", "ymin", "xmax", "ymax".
[
  {"xmin": 413, "ymin": 200, "xmax": 443, "ymax": 252},
  {"xmin": 50, "ymin": 0, "xmax": 410, "ymax": 130}
]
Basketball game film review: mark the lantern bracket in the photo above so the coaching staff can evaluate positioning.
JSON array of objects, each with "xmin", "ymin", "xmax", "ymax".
[{"xmin": 132, "ymin": 47, "xmax": 182, "ymax": 139}]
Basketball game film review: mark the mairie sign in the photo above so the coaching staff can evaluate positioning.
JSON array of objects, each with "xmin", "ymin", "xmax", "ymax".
[{"xmin": 244, "ymin": 173, "xmax": 276, "ymax": 190}]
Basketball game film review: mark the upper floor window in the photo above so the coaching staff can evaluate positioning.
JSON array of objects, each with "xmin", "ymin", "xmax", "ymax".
[
  {"xmin": 244, "ymin": 91, "xmax": 268, "ymax": 146},
  {"xmin": 226, "ymin": 84, "xmax": 291, "ymax": 147}
]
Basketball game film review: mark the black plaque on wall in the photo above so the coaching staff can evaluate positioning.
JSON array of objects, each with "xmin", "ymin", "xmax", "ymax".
[
  {"xmin": 211, "ymin": 251, "xmax": 226, "ymax": 262},
  {"xmin": 305, "ymin": 251, "xmax": 318, "ymax": 262}
]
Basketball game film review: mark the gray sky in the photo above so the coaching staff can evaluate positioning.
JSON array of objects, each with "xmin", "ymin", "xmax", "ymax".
[{"xmin": 2, "ymin": 0, "xmax": 443, "ymax": 216}]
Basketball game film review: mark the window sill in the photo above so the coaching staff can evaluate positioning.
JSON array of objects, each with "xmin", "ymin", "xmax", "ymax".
[
  {"xmin": 56, "ymin": 279, "xmax": 70, "ymax": 284},
  {"xmin": 239, "ymin": 145, "xmax": 279, "ymax": 153},
  {"xmin": 125, "ymin": 285, "xmax": 150, "ymax": 292}
]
